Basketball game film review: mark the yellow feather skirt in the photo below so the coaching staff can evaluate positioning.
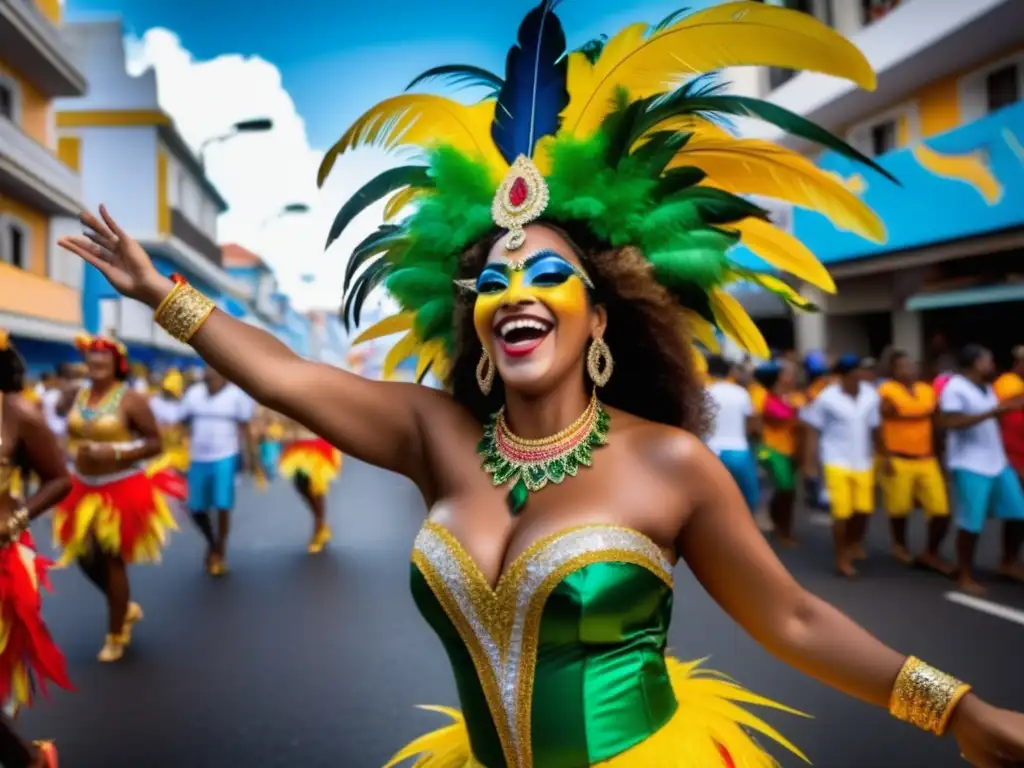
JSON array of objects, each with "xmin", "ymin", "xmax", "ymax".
[
  {"xmin": 280, "ymin": 438, "xmax": 342, "ymax": 497},
  {"xmin": 386, "ymin": 657, "xmax": 808, "ymax": 768}
]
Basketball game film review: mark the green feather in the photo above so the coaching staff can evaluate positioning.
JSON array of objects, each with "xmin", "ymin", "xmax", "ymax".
[
  {"xmin": 665, "ymin": 186, "xmax": 769, "ymax": 225},
  {"xmin": 413, "ymin": 296, "xmax": 456, "ymax": 341},
  {"xmin": 386, "ymin": 267, "xmax": 454, "ymax": 308},
  {"xmin": 344, "ymin": 258, "xmax": 393, "ymax": 330},
  {"xmin": 653, "ymin": 166, "xmax": 706, "ymax": 199},
  {"xmin": 326, "ymin": 166, "xmax": 432, "ymax": 250}
]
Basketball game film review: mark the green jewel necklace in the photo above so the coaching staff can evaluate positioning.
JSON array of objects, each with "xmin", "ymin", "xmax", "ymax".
[{"xmin": 477, "ymin": 391, "xmax": 610, "ymax": 515}]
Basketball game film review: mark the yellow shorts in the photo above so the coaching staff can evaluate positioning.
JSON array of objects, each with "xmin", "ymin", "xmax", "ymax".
[
  {"xmin": 882, "ymin": 456, "xmax": 949, "ymax": 517},
  {"xmin": 823, "ymin": 465, "xmax": 875, "ymax": 520}
]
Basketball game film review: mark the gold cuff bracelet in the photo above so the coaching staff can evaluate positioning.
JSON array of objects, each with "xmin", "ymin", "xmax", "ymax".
[
  {"xmin": 890, "ymin": 656, "xmax": 972, "ymax": 736},
  {"xmin": 154, "ymin": 281, "xmax": 216, "ymax": 343}
]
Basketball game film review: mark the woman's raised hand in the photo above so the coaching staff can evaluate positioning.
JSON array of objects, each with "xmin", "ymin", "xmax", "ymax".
[{"xmin": 58, "ymin": 206, "xmax": 173, "ymax": 308}]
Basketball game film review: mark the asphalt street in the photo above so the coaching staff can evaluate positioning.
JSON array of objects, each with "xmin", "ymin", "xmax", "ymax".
[{"xmin": 18, "ymin": 459, "xmax": 1024, "ymax": 768}]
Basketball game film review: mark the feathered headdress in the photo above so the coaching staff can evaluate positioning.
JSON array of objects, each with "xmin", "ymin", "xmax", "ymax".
[
  {"xmin": 320, "ymin": 1, "xmax": 894, "ymax": 382},
  {"xmin": 0, "ymin": 330, "xmax": 9, "ymax": 352},
  {"xmin": 74, "ymin": 332, "xmax": 129, "ymax": 376}
]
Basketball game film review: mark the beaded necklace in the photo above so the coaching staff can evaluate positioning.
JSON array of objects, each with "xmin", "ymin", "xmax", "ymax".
[
  {"xmin": 477, "ymin": 391, "xmax": 610, "ymax": 515},
  {"xmin": 76, "ymin": 383, "xmax": 126, "ymax": 422}
]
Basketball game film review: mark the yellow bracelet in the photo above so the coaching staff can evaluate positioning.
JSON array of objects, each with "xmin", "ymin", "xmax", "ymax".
[
  {"xmin": 154, "ymin": 281, "xmax": 216, "ymax": 343},
  {"xmin": 890, "ymin": 656, "xmax": 972, "ymax": 736},
  {"xmin": 152, "ymin": 280, "xmax": 185, "ymax": 319}
]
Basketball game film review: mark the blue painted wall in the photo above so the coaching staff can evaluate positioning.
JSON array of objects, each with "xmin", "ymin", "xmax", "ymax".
[{"xmin": 795, "ymin": 101, "xmax": 1024, "ymax": 265}]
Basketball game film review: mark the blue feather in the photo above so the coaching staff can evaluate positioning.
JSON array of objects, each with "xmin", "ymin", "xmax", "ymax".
[{"xmin": 490, "ymin": 0, "xmax": 569, "ymax": 164}]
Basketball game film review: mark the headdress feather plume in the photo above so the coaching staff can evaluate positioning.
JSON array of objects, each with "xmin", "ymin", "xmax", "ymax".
[{"xmin": 321, "ymin": 1, "xmax": 896, "ymax": 383}]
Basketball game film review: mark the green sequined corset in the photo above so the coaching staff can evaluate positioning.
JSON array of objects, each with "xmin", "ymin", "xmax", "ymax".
[{"xmin": 410, "ymin": 523, "xmax": 677, "ymax": 768}]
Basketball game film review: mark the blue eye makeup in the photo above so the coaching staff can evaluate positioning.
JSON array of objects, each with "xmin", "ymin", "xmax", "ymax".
[{"xmin": 468, "ymin": 250, "xmax": 594, "ymax": 294}]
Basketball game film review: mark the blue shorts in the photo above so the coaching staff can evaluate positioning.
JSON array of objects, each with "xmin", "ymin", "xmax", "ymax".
[
  {"xmin": 189, "ymin": 455, "xmax": 238, "ymax": 512},
  {"xmin": 718, "ymin": 449, "xmax": 760, "ymax": 513},
  {"xmin": 260, "ymin": 441, "xmax": 281, "ymax": 480},
  {"xmin": 951, "ymin": 467, "xmax": 1024, "ymax": 534}
]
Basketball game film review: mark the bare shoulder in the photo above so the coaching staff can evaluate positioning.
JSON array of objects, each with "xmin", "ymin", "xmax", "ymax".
[
  {"xmin": 121, "ymin": 387, "xmax": 151, "ymax": 410},
  {"xmin": 607, "ymin": 406, "xmax": 715, "ymax": 478},
  {"xmin": 406, "ymin": 383, "xmax": 481, "ymax": 434},
  {"xmin": 8, "ymin": 394, "xmax": 45, "ymax": 425}
]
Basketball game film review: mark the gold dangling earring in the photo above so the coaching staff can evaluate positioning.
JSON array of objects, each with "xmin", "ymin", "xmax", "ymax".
[
  {"xmin": 476, "ymin": 349, "xmax": 495, "ymax": 395},
  {"xmin": 587, "ymin": 335, "xmax": 614, "ymax": 388}
]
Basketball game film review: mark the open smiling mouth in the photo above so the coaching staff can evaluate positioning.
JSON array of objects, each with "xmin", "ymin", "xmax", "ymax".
[{"xmin": 495, "ymin": 316, "xmax": 554, "ymax": 357}]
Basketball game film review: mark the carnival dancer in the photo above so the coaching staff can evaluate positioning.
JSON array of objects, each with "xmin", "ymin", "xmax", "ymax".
[
  {"xmin": 254, "ymin": 406, "xmax": 286, "ymax": 484},
  {"xmin": 994, "ymin": 345, "xmax": 1024, "ymax": 483},
  {"xmin": 179, "ymin": 367, "xmax": 256, "ymax": 575},
  {"xmin": 705, "ymin": 356, "xmax": 760, "ymax": 513},
  {"xmin": 54, "ymin": 334, "xmax": 182, "ymax": 662},
  {"xmin": 877, "ymin": 351, "xmax": 953, "ymax": 574},
  {"xmin": 60, "ymin": 2, "xmax": 1024, "ymax": 763},
  {"xmin": 801, "ymin": 354, "xmax": 883, "ymax": 576},
  {"xmin": 938, "ymin": 345, "xmax": 1024, "ymax": 594},
  {"xmin": 0, "ymin": 332, "xmax": 71, "ymax": 768},
  {"xmin": 148, "ymin": 369, "xmax": 189, "ymax": 475},
  {"xmin": 280, "ymin": 420, "xmax": 342, "ymax": 554},
  {"xmin": 755, "ymin": 360, "xmax": 806, "ymax": 546}
]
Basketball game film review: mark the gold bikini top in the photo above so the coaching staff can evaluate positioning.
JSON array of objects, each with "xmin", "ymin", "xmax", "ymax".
[{"xmin": 66, "ymin": 383, "xmax": 132, "ymax": 444}]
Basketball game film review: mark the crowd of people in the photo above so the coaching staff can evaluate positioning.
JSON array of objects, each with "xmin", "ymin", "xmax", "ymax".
[
  {"xmin": 0, "ymin": 330, "xmax": 343, "ymax": 767},
  {"xmin": 703, "ymin": 344, "xmax": 1024, "ymax": 593}
]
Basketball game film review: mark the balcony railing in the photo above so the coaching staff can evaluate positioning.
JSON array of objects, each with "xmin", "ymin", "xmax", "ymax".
[
  {"xmin": 0, "ymin": 114, "xmax": 81, "ymax": 214},
  {"xmin": 170, "ymin": 208, "xmax": 222, "ymax": 267},
  {"xmin": 0, "ymin": 0, "xmax": 86, "ymax": 96}
]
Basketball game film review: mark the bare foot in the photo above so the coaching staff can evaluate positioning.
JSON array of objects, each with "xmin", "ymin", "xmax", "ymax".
[
  {"xmin": 836, "ymin": 560, "xmax": 858, "ymax": 578},
  {"xmin": 891, "ymin": 545, "xmax": 913, "ymax": 564},
  {"xmin": 997, "ymin": 562, "xmax": 1024, "ymax": 582},
  {"xmin": 916, "ymin": 553, "xmax": 956, "ymax": 576},
  {"xmin": 957, "ymin": 577, "xmax": 986, "ymax": 596}
]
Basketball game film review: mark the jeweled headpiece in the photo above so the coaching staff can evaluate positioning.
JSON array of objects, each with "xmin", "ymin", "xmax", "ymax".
[{"xmin": 319, "ymin": 0, "xmax": 894, "ymax": 383}]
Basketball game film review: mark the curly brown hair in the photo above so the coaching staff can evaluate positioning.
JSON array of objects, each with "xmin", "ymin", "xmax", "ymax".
[{"xmin": 447, "ymin": 221, "xmax": 711, "ymax": 437}]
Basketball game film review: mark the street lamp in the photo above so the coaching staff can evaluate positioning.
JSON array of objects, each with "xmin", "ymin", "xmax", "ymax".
[{"xmin": 199, "ymin": 117, "xmax": 274, "ymax": 166}]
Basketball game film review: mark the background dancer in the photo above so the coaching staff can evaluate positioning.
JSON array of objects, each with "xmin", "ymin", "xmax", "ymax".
[
  {"xmin": 54, "ymin": 335, "xmax": 182, "ymax": 662},
  {"xmin": 801, "ymin": 355, "xmax": 883, "ymax": 577},
  {"xmin": 280, "ymin": 420, "xmax": 341, "ymax": 554},
  {"xmin": 877, "ymin": 351, "xmax": 953, "ymax": 574},
  {"xmin": 704, "ymin": 355, "xmax": 760, "ymax": 514},
  {"xmin": 0, "ymin": 331, "xmax": 71, "ymax": 768},
  {"xmin": 755, "ymin": 361, "xmax": 806, "ymax": 546},
  {"xmin": 148, "ymin": 369, "xmax": 189, "ymax": 475},
  {"xmin": 938, "ymin": 345, "xmax": 1024, "ymax": 594},
  {"xmin": 180, "ymin": 367, "xmax": 256, "ymax": 575},
  {"xmin": 253, "ymin": 405, "xmax": 286, "ymax": 486}
]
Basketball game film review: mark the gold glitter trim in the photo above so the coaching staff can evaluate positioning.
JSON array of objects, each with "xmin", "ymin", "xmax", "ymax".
[
  {"xmin": 889, "ymin": 656, "xmax": 972, "ymax": 736},
  {"xmin": 412, "ymin": 547, "xmax": 518, "ymax": 768},
  {"xmin": 491, "ymin": 155, "xmax": 549, "ymax": 251},
  {"xmin": 154, "ymin": 283, "xmax": 216, "ymax": 343}
]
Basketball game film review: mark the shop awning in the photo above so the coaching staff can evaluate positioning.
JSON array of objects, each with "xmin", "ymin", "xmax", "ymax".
[{"xmin": 905, "ymin": 283, "xmax": 1024, "ymax": 311}]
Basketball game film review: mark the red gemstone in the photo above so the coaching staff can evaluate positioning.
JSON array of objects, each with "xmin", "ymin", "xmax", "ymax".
[{"xmin": 508, "ymin": 177, "xmax": 528, "ymax": 207}]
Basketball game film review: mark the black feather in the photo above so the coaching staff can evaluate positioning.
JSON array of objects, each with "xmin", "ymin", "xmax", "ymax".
[
  {"xmin": 651, "ymin": 7, "xmax": 691, "ymax": 34},
  {"xmin": 668, "ymin": 187, "xmax": 771, "ymax": 225},
  {"xmin": 325, "ymin": 166, "xmax": 432, "ymax": 250},
  {"xmin": 342, "ymin": 225, "xmax": 406, "ymax": 293},
  {"xmin": 406, "ymin": 65, "xmax": 503, "ymax": 96},
  {"xmin": 490, "ymin": 0, "xmax": 570, "ymax": 164},
  {"xmin": 653, "ymin": 166, "xmax": 706, "ymax": 199},
  {"xmin": 574, "ymin": 34, "xmax": 607, "ymax": 64},
  {"xmin": 343, "ymin": 257, "xmax": 394, "ymax": 331}
]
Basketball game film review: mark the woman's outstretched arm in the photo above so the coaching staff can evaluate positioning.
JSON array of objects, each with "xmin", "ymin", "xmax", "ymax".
[{"xmin": 58, "ymin": 207, "xmax": 446, "ymax": 488}]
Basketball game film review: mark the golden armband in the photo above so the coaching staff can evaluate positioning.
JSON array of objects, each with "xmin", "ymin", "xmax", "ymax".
[
  {"xmin": 154, "ymin": 276, "xmax": 215, "ymax": 343},
  {"xmin": 889, "ymin": 656, "xmax": 972, "ymax": 736}
]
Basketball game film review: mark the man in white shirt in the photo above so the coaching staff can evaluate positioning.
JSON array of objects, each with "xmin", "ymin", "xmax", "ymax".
[
  {"xmin": 40, "ymin": 364, "xmax": 72, "ymax": 446},
  {"xmin": 801, "ymin": 354, "xmax": 884, "ymax": 577},
  {"xmin": 181, "ymin": 367, "xmax": 256, "ymax": 575},
  {"xmin": 705, "ymin": 356, "xmax": 761, "ymax": 513},
  {"xmin": 938, "ymin": 344, "xmax": 1024, "ymax": 594}
]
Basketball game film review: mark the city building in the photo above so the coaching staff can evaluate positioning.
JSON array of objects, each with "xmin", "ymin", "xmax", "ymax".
[
  {"xmin": 222, "ymin": 242, "xmax": 312, "ymax": 354},
  {"xmin": 53, "ymin": 19, "xmax": 251, "ymax": 369},
  {"xmin": 0, "ymin": 0, "xmax": 88, "ymax": 373},
  {"xmin": 732, "ymin": 0, "xmax": 1024, "ymax": 368}
]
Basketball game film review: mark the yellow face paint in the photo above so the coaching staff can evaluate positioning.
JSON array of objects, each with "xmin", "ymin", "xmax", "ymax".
[{"xmin": 471, "ymin": 250, "xmax": 591, "ymax": 347}]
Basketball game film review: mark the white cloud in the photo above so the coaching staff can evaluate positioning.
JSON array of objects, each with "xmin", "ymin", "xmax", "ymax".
[{"xmin": 124, "ymin": 28, "xmax": 398, "ymax": 316}]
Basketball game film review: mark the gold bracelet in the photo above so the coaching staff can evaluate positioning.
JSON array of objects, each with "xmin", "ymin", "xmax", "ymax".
[
  {"xmin": 152, "ymin": 280, "xmax": 185, "ymax": 319},
  {"xmin": 890, "ymin": 656, "xmax": 972, "ymax": 736},
  {"xmin": 154, "ymin": 281, "xmax": 216, "ymax": 343}
]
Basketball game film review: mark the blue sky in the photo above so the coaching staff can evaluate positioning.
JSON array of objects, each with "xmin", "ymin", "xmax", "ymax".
[{"xmin": 66, "ymin": 0, "xmax": 718, "ymax": 149}]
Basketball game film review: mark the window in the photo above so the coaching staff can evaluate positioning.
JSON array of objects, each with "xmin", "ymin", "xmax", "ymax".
[
  {"xmin": 861, "ymin": 0, "xmax": 903, "ymax": 25},
  {"xmin": 0, "ymin": 75, "xmax": 20, "ymax": 122},
  {"xmin": 986, "ymin": 64, "xmax": 1020, "ymax": 113},
  {"xmin": 870, "ymin": 120, "xmax": 897, "ymax": 156},
  {"xmin": 0, "ymin": 218, "xmax": 30, "ymax": 270}
]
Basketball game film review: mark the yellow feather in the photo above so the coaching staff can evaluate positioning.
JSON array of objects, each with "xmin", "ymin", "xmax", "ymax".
[
  {"xmin": 415, "ymin": 338, "xmax": 447, "ymax": 381},
  {"xmin": 673, "ymin": 131, "xmax": 886, "ymax": 242},
  {"xmin": 382, "ymin": 330, "xmax": 422, "ymax": 380},
  {"xmin": 561, "ymin": 1, "xmax": 875, "ymax": 138},
  {"xmin": 318, "ymin": 95, "xmax": 506, "ymax": 187},
  {"xmin": 384, "ymin": 186, "xmax": 430, "ymax": 222},
  {"xmin": 710, "ymin": 289, "xmax": 769, "ymax": 359},
  {"xmin": 352, "ymin": 311, "xmax": 415, "ymax": 345},
  {"xmin": 727, "ymin": 217, "xmax": 836, "ymax": 293},
  {"xmin": 681, "ymin": 309, "xmax": 719, "ymax": 352},
  {"xmin": 744, "ymin": 272, "xmax": 819, "ymax": 311}
]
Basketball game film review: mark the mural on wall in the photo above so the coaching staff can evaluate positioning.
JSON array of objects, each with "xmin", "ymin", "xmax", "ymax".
[{"xmin": 792, "ymin": 101, "xmax": 1024, "ymax": 265}]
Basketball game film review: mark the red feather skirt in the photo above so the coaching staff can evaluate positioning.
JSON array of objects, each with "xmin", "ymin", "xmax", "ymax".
[
  {"xmin": 53, "ymin": 469, "xmax": 184, "ymax": 565},
  {"xmin": 0, "ymin": 531, "xmax": 72, "ymax": 714},
  {"xmin": 280, "ymin": 438, "xmax": 342, "ymax": 497}
]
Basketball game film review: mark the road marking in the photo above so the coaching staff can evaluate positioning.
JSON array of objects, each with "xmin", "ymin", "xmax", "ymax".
[{"xmin": 944, "ymin": 591, "xmax": 1024, "ymax": 627}]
